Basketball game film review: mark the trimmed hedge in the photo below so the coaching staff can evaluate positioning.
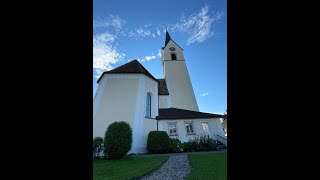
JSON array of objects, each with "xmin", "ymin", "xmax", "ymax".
[
  {"xmin": 147, "ymin": 131, "xmax": 170, "ymax": 153},
  {"xmin": 104, "ymin": 121, "xmax": 132, "ymax": 160}
]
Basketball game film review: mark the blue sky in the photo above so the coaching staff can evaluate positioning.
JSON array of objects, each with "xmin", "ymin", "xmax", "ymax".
[{"xmin": 93, "ymin": 0, "xmax": 227, "ymax": 114}]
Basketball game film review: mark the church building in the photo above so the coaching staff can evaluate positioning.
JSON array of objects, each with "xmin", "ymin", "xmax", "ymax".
[{"xmin": 93, "ymin": 31, "xmax": 227, "ymax": 154}]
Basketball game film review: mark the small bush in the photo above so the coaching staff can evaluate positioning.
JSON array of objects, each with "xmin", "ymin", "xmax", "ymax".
[
  {"xmin": 104, "ymin": 121, "xmax": 132, "ymax": 160},
  {"xmin": 183, "ymin": 134, "xmax": 216, "ymax": 152},
  {"xmin": 181, "ymin": 142, "xmax": 190, "ymax": 152},
  {"xmin": 199, "ymin": 134, "xmax": 216, "ymax": 151},
  {"xmin": 169, "ymin": 138, "xmax": 183, "ymax": 153},
  {"xmin": 147, "ymin": 131, "xmax": 170, "ymax": 153},
  {"xmin": 93, "ymin": 137, "xmax": 104, "ymax": 158},
  {"xmin": 188, "ymin": 137, "xmax": 201, "ymax": 152}
]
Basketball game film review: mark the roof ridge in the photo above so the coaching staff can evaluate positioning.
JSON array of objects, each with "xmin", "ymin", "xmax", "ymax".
[
  {"xmin": 134, "ymin": 59, "xmax": 145, "ymax": 72},
  {"xmin": 97, "ymin": 59, "xmax": 159, "ymax": 83}
]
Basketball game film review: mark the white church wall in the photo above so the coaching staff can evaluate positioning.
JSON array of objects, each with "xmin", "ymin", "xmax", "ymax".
[
  {"xmin": 131, "ymin": 76, "xmax": 158, "ymax": 154},
  {"xmin": 159, "ymin": 95, "xmax": 171, "ymax": 108},
  {"xmin": 158, "ymin": 118, "xmax": 224, "ymax": 143},
  {"xmin": 93, "ymin": 75, "xmax": 108, "ymax": 120},
  {"xmin": 164, "ymin": 61, "xmax": 199, "ymax": 111},
  {"xmin": 93, "ymin": 74, "xmax": 158, "ymax": 154},
  {"xmin": 93, "ymin": 74, "xmax": 140, "ymax": 139},
  {"xmin": 93, "ymin": 74, "xmax": 151, "ymax": 153}
]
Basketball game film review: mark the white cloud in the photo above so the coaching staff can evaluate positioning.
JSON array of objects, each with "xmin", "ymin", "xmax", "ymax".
[
  {"xmin": 93, "ymin": 33, "xmax": 125, "ymax": 78},
  {"xmin": 210, "ymin": 112, "xmax": 223, "ymax": 115},
  {"xmin": 94, "ymin": 16, "xmax": 163, "ymax": 40},
  {"xmin": 200, "ymin": 92, "xmax": 209, "ymax": 96},
  {"xmin": 136, "ymin": 55, "xmax": 157, "ymax": 63},
  {"xmin": 110, "ymin": 15, "xmax": 126, "ymax": 29},
  {"xmin": 157, "ymin": 49, "xmax": 162, "ymax": 57},
  {"xmin": 172, "ymin": 5, "xmax": 223, "ymax": 45},
  {"xmin": 128, "ymin": 31, "xmax": 134, "ymax": 37},
  {"xmin": 94, "ymin": 15, "xmax": 126, "ymax": 29},
  {"xmin": 144, "ymin": 24, "xmax": 152, "ymax": 28},
  {"xmin": 145, "ymin": 55, "xmax": 156, "ymax": 61},
  {"xmin": 136, "ymin": 27, "xmax": 151, "ymax": 37}
]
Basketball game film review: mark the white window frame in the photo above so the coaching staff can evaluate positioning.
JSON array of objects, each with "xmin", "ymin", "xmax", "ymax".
[
  {"xmin": 168, "ymin": 122, "xmax": 178, "ymax": 136},
  {"xmin": 202, "ymin": 122, "xmax": 209, "ymax": 131},
  {"xmin": 185, "ymin": 121, "xmax": 195, "ymax": 135},
  {"xmin": 202, "ymin": 122, "xmax": 211, "ymax": 136}
]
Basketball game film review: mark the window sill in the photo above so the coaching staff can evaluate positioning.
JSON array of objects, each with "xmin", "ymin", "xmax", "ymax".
[
  {"xmin": 186, "ymin": 133, "xmax": 196, "ymax": 135},
  {"xmin": 145, "ymin": 117, "xmax": 155, "ymax": 120}
]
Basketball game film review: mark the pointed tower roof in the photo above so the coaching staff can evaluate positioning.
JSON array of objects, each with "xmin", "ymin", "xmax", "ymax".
[
  {"xmin": 97, "ymin": 60, "xmax": 159, "ymax": 83},
  {"xmin": 162, "ymin": 29, "xmax": 183, "ymax": 50},
  {"xmin": 165, "ymin": 30, "xmax": 172, "ymax": 47}
]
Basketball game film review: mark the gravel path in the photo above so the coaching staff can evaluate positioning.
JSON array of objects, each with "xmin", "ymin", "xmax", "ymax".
[{"xmin": 140, "ymin": 154, "xmax": 191, "ymax": 180}]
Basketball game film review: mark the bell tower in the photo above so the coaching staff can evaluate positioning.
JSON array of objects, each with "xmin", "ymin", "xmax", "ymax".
[{"xmin": 161, "ymin": 30, "xmax": 199, "ymax": 111}]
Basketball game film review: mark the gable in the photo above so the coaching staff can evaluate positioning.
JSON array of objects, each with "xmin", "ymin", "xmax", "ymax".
[{"xmin": 163, "ymin": 39, "xmax": 183, "ymax": 51}]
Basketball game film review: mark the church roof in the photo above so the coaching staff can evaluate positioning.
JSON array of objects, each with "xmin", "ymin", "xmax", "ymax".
[
  {"xmin": 97, "ymin": 60, "xmax": 159, "ymax": 83},
  {"xmin": 157, "ymin": 79, "xmax": 169, "ymax": 95},
  {"xmin": 165, "ymin": 30, "xmax": 171, "ymax": 47},
  {"xmin": 162, "ymin": 30, "xmax": 183, "ymax": 50},
  {"xmin": 156, "ymin": 108, "xmax": 223, "ymax": 120}
]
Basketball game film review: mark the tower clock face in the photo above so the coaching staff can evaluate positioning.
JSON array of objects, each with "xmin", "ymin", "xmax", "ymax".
[{"xmin": 169, "ymin": 47, "xmax": 175, "ymax": 51}]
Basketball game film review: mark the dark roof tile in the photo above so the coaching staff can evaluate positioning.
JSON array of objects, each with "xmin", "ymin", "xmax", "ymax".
[
  {"xmin": 157, "ymin": 79, "xmax": 169, "ymax": 95},
  {"xmin": 163, "ymin": 30, "xmax": 183, "ymax": 50},
  {"xmin": 97, "ymin": 60, "xmax": 158, "ymax": 83},
  {"xmin": 165, "ymin": 30, "xmax": 171, "ymax": 47},
  {"xmin": 156, "ymin": 108, "xmax": 223, "ymax": 120}
]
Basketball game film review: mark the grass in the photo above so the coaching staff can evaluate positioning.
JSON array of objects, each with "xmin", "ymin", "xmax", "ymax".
[
  {"xmin": 93, "ymin": 156, "xmax": 169, "ymax": 180},
  {"xmin": 186, "ymin": 153, "xmax": 227, "ymax": 180}
]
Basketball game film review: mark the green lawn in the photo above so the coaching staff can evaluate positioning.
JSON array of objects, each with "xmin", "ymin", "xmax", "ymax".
[
  {"xmin": 93, "ymin": 156, "xmax": 169, "ymax": 180},
  {"xmin": 186, "ymin": 153, "xmax": 227, "ymax": 180}
]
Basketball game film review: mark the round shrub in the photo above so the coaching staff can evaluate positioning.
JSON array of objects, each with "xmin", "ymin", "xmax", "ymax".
[
  {"xmin": 93, "ymin": 137, "xmax": 104, "ymax": 158},
  {"xmin": 104, "ymin": 121, "xmax": 132, "ymax": 160},
  {"xmin": 147, "ymin": 131, "xmax": 170, "ymax": 153}
]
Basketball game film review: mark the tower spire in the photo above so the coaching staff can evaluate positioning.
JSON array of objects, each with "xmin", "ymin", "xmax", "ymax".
[{"xmin": 165, "ymin": 27, "xmax": 171, "ymax": 47}]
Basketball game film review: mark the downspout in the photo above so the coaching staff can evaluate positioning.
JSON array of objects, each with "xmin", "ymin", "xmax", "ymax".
[{"xmin": 157, "ymin": 81, "xmax": 159, "ymax": 131}]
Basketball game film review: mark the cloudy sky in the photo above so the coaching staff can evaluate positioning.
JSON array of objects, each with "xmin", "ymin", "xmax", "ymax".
[{"xmin": 93, "ymin": 0, "xmax": 226, "ymax": 114}]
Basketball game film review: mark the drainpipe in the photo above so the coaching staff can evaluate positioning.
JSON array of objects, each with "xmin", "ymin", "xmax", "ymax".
[{"xmin": 157, "ymin": 82, "xmax": 159, "ymax": 131}]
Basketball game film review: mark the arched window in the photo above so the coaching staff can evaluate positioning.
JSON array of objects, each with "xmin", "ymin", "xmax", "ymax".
[
  {"xmin": 171, "ymin": 53, "xmax": 177, "ymax": 60},
  {"xmin": 146, "ymin": 93, "xmax": 151, "ymax": 118}
]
